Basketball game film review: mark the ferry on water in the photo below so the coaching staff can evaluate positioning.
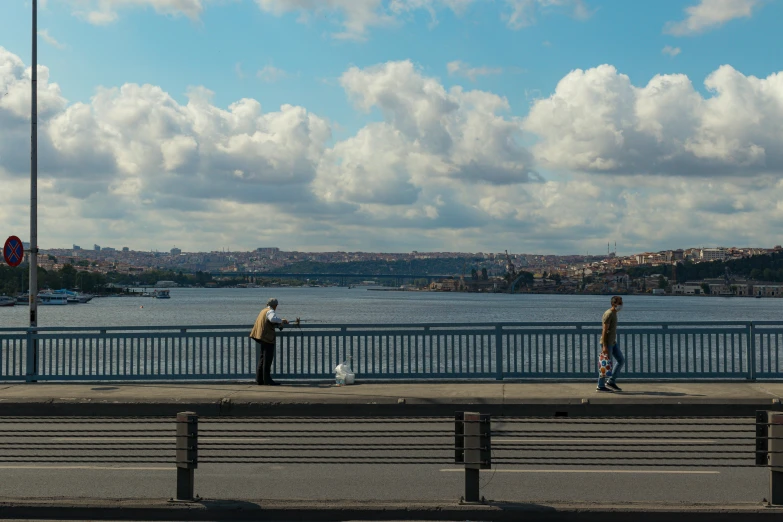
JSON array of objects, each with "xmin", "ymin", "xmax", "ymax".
[
  {"xmin": 38, "ymin": 292, "xmax": 68, "ymax": 305},
  {"xmin": 152, "ymin": 289, "xmax": 171, "ymax": 299},
  {"xmin": 50, "ymin": 289, "xmax": 94, "ymax": 304}
]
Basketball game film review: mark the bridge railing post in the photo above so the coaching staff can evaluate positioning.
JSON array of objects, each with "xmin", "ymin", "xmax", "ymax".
[
  {"xmin": 768, "ymin": 411, "xmax": 783, "ymax": 506},
  {"xmin": 456, "ymin": 411, "xmax": 490, "ymax": 504},
  {"xmin": 495, "ymin": 325, "xmax": 503, "ymax": 380},
  {"xmin": 25, "ymin": 328, "xmax": 37, "ymax": 383},
  {"xmin": 748, "ymin": 322, "xmax": 756, "ymax": 381},
  {"xmin": 175, "ymin": 411, "xmax": 198, "ymax": 501}
]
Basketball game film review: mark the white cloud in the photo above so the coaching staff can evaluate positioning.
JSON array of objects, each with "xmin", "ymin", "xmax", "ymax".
[
  {"xmin": 503, "ymin": 0, "xmax": 592, "ymax": 29},
  {"xmin": 38, "ymin": 29, "xmax": 67, "ymax": 49},
  {"xmin": 255, "ymin": 0, "xmax": 591, "ymax": 40},
  {"xmin": 447, "ymin": 60, "xmax": 503, "ymax": 81},
  {"xmin": 54, "ymin": 0, "xmax": 205, "ymax": 25},
  {"xmin": 255, "ymin": 0, "xmax": 396, "ymax": 41},
  {"xmin": 662, "ymin": 45, "xmax": 682, "ymax": 57},
  {"xmin": 665, "ymin": 0, "xmax": 760, "ymax": 36},
  {"xmin": 3, "ymin": 46, "xmax": 783, "ymax": 253},
  {"xmin": 257, "ymin": 65, "xmax": 288, "ymax": 83},
  {"xmin": 524, "ymin": 64, "xmax": 783, "ymax": 177}
]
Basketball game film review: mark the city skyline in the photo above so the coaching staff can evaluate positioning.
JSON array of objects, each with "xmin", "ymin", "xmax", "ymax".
[{"xmin": 2, "ymin": 1, "xmax": 783, "ymax": 254}]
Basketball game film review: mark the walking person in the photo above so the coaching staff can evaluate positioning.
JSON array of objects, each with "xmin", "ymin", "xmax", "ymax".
[
  {"xmin": 597, "ymin": 296, "xmax": 625, "ymax": 392},
  {"xmin": 249, "ymin": 298, "xmax": 289, "ymax": 386}
]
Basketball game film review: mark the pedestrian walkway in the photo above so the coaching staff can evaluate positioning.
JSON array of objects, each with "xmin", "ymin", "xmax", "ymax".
[{"xmin": 0, "ymin": 382, "xmax": 781, "ymax": 417}]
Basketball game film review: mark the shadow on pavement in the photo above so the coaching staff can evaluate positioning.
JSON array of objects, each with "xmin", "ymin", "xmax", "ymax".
[{"xmin": 617, "ymin": 391, "xmax": 704, "ymax": 397}]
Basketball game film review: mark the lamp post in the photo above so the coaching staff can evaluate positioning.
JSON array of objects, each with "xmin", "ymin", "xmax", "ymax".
[
  {"xmin": 30, "ymin": 0, "xmax": 38, "ymax": 324},
  {"xmin": 28, "ymin": 0, "xmax": 39, "ymax": 381}
]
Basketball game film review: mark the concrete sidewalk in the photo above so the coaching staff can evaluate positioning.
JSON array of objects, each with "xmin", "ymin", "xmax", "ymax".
[
  {"xmin": 0, "ymin": 382, "xmax": 781, "ymax": 416},
  {"xmin": 0, "ymin": 497, "xmax": 780, "ymax": 521}
]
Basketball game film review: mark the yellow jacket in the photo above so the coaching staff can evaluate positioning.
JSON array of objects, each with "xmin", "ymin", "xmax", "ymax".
[{"xmin": 249, "ymin": 307, "xmax": 278, "ymax": 344}]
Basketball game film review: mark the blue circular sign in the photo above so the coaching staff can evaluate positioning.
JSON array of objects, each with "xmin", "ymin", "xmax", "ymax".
[{"xmin": 4, "ymin": 236, "xmax": 24, "ymax": 267}]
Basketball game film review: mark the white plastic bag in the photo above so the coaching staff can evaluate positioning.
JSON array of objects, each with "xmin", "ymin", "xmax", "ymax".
[{"xmin": 334, "ymin": 358, "xmax": 356, "ymax": 385}]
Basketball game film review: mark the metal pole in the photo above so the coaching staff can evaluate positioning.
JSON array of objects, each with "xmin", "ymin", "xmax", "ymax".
[
  {"xmin": 28, "ymin": 0, "xmax": 39, "ymax": 381},
  {"xmin": 175, "ymin": 411, "xmax": 198, "ymax": 501},
  {"xmin": 463, "ymin": 411, "xmax": 480, "ymax": 503},
  {"xmin": 769, "ymin": 412, "xmax": 783, "ymax": 506}
]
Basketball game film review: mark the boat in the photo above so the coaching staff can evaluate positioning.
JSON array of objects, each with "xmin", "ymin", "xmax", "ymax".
[
  {"xmin": 0, "ymin": 296, "xmax": 15, "ymax": 307},
  {"xmin": 51, "ymin": 289, "xmax": 94, "ymax": 304},
  {"xmin": 38, "ymin": 292, "xmax": 68, "ymax": 305},
  {"xmin": 16, "ymin": 294, "xmax": 29, "ymax": 305},
  {"xmin": 152, "ymin": 289, "xmax": 171, "ymax": 299}
]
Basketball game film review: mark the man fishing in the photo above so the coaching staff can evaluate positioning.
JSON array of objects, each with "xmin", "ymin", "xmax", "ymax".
[{"xmin": 249, "ymin": 298, "xmax": 289, "ymax": 386}]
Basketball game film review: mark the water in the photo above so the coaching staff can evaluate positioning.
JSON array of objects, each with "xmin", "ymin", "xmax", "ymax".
[{"xmin": 1, "ymin": 288, "xmax": 782, "ymax": 328}]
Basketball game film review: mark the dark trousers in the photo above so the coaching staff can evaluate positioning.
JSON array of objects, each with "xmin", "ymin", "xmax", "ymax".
[{"xmin": 255, "ymin": 341, "xmax": 275, "ymax": 384}]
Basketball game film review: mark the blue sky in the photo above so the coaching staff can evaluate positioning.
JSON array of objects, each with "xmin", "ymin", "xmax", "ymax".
[
  {"xmin": 2, "ymin": 1, "xmax": 777, "ymax": 138},
  {"xmin": 1, "ymin": 0, "xmax": 782, "ymax": 254}
]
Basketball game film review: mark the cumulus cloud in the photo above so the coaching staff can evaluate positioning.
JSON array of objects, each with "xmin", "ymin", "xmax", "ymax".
[
  {"xmin": 447, "ymin": 61, "xmax": 504, "ymax": 81},
  {"xmin": 52, "ymin": 0, "xmax": 205, "ymax": 25},
  {"xmin": 524, "ymin": 64, "xmax": 783, "ymax": 177},
  {"xmin": 665, "ymin": 0, "xmax": 761, "ymax": 36},
  {"xmin": 318, "ymin": 60, "xmax": 537, "ymax": 203},
  {"xmin": 0, "ymin": 46, "xmax": 330, "ymax": 208},
  {"xmin": 4, "ymin": 45, "xmax": 783, "ymax": 253}
]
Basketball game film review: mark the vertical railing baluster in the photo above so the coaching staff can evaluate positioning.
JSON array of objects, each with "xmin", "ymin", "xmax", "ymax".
[
  {"xmin": 758, "ymin": 325, "xmax": 764, "ymax": 378},
  {"xmin": 408, "ymin": 332, "xmax": 412, "ymax": 375},
  {"xmin": 495, "ymin": 326, "xmax": 503, "ymax": 380},
  {"xmin": 661, "ymin": 324, "xmax": 674, "ymax": 375}
]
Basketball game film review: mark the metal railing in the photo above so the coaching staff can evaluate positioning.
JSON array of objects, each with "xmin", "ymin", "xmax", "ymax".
[
  {"xmin": 1, "ymin": 321, "xmax": 782, "ymax": 382},
  {"xmin": 1, "ymin": 412, "xmax": 780, "ymax": 505}
]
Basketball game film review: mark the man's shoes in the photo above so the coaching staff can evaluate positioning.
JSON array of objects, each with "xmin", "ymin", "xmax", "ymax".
[
  {"xmin": 266, "ymin": 380, "xmax": 281, "ymax": 386},
  {"xmin": 596, "ymin": 386, "xmax": 613, "ymax": 392},
  {"xmin": 255, "ymin": 380, "xmax": 264, "ymax": 386},
  {"xmin": 606, "ymin": 382, "xmax": 622, "ymax": 392}
]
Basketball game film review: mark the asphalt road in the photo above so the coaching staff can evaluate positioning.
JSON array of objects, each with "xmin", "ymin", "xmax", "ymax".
[{"xmin": 0, "ymin": 417, "xmax": 769, "ymax": 504}]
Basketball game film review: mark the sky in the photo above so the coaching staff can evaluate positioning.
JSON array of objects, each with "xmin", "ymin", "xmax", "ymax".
[{"xmin": 1, "ymin": 0, "xmax": 782, "ymax": 255}]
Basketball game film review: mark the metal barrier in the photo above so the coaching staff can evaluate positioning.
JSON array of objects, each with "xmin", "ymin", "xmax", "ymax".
[
  {"xmin": 0, "ymin": 412, "xmax": 780, "ymax": 505},
  {"xmin": 1, "ymin": 321, "xmax": 782, "ymax": 381}
]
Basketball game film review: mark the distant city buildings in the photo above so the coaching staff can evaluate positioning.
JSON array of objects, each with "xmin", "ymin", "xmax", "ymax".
[
  {"xmin": 29, "ymin": 242, "xmax": 783, "ymax": 297},
  {"xmin": 700, "ymin": 248, "xmax": 727, "ymax": 261}
]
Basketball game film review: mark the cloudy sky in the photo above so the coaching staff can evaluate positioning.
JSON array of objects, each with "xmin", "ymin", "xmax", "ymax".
[{"xmin": 1, "ymin": 0, "xmax": 782, "ymax": 254}]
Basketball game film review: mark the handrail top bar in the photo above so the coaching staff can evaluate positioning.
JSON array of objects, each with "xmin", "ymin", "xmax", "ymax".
[{"xmin": 1, "ymin": 320, "xmax": 780, "ymax": 334}]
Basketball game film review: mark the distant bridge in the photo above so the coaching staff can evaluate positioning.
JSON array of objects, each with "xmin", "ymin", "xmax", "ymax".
[{"xmin": 208, "ymin": 272, "xmax": 454, "ymax": 280}]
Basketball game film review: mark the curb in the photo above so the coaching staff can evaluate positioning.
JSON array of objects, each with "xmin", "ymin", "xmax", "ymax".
[
  {"xmin": 0, "ymin": 400, "xmax": 782, "ymax": 417},
  {"xmin": 0, "ymin": 498, "xmax": 781, "ymax": 521}
]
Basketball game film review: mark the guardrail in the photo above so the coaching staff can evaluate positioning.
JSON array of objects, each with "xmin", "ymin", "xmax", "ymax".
[
  {"xmin": 1, "ymin": 321, "xmax": 782, "ymax": 382},
  {"xmin": 1, "ymin": 412, "xmax": 780, "ymax": 505}
]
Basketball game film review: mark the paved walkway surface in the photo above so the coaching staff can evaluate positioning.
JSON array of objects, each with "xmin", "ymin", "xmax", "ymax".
[{"xmin": 1, "ymin": 381, "xmax": 782, "ymax": 405}]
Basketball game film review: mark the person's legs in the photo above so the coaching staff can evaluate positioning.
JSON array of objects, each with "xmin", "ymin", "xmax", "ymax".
[
  {"xmin": 262, "ymin": 342, "xmax": 276, "ymax": 385},
  {"xmin": 608, "ymin": 344, "xmax": 624, "ymax": 384},
  {"xmin": 255, "ymin": 341, "xmax": 264, "ymax": 385},
  {"xmin": 597, "ymin": 351, "xmax": 610, "ymax": 390}
]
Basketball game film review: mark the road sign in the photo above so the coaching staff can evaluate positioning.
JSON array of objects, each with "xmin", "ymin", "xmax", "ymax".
[{"xmin": 3, "ymin": 236, "xmax": 24, "ymax": 267}]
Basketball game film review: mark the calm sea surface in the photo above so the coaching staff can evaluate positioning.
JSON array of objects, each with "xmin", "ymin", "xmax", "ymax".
[{"xmin": 1, "ymin": 288, "xmax": 782, "ymax": 328}]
